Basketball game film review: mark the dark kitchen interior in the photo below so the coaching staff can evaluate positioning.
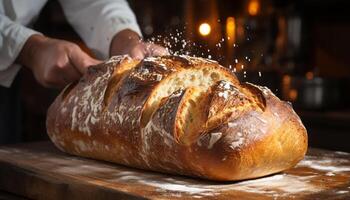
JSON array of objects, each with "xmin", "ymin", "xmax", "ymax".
[{"xmin": 7, "ymin": 0, "xmax": 349, "ymax": 152}]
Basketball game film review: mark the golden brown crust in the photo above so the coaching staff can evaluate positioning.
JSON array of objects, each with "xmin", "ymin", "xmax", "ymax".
[
  {"xmin": 46, "ymin": 55, "xmax": 308, "ymax": 181},
  {"xmin": 191, "ymin": 86, "xmax": 307, "ymax": 180},
  {"xmin": 205, "ymin": 80, "xmax": 260, "ymax": 132}
]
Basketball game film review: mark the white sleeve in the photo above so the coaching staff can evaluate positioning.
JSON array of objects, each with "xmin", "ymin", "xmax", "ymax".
[
  {"xmin": 58, "ymin": 0, "xmax": 142, "ymax": 59},
  {"xmin": 0, "ymin": 15, "xmax": 41, "ymax": 87}
]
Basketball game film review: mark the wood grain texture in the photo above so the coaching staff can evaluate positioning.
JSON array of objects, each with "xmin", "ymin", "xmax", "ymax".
[{"xmin": 0, "ymin": 142, "xmax": 349, "ymax": 200}]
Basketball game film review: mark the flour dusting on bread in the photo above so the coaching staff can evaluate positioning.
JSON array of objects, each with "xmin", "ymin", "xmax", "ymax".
[{"xmin": 46, "ymin": 55, "xmax": 308, "ymax": 181}]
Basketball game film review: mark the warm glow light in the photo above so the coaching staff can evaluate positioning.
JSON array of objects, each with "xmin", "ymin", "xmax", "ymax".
[
  {"xmin": 283, "ymin": 75, "xmax": 291, "ymax": 84},
  {"xmin": 226, "ymin": 17, "xmax": 236, "ymax": 43},
  {"xmin": 306, "ymin": 72, "xmax": 314, "ymax": 80},
  {"xmin": 248, "ymin": 0, "xmax": 260, "ymax": 16},
  {"xmin": 289, "ymin": 89, "xmax": 298, "ymax": 101},
  {"xmin": 199, "ymin": 23, "xmax": 211, "ymax": 36}
]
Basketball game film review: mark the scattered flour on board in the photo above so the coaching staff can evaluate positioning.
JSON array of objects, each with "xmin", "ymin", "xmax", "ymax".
[
  {"xmin": 298, "ymin": 156, "xmax": 350, "ymax": 172},
  {"xmin": 111, "ymin": 172, "xmax": 322, "ymax": 198},
  {"xmin": 5, "ymin": 145, "xmax": 350, "ymax": 199},
  {"xmin": 337, "ymin": 190, "xmax": 349, "ymax": 194}
]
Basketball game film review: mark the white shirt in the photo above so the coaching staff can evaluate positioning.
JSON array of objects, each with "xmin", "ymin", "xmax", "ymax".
[{"xmin": 0, "ymin": 0, "xmax": 142, "ymax": 87}]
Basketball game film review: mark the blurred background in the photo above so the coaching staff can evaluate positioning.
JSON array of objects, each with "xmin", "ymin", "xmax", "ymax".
[{"xmin": 4, "ymin": 0, "xmax": 350, "ymax": 151}]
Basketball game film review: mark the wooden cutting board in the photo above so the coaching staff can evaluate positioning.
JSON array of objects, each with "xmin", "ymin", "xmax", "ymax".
[{"xmin": 0, "ymin": 142, "xmax": 349, "ymax": 200}]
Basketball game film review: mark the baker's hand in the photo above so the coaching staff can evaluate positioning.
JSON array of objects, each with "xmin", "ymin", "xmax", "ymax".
[
  {"xmin": 17, "ymin": 34, "xmax": 102, "ymax": 88},
  {"xmin": 110, "ymin": 29, "xmax": 169, "ymax": 59}
]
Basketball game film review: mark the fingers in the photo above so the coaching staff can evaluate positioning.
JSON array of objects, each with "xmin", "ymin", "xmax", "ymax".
[
  {"xmin": 145, "ymin": 43, "xmax": 169, "ymax": 57},
  {"xmin": 26, "ymin": 36, "xmax": 103, "ymax": 88},
  {"xmin": 130, "ymin": 44, "xmax": 146, "ymax": 59},
  {"xmin": 69, "ymin": 47, "xmax": 102, "ymax": 74},
  {"xmin": 59, "ymin": 62, "xmax": 81, "ymax": 84},
  {"xmin": 129, "ymin": 43, "xmax": 169, "ymax": 59},
  {"xmin": 49, "ymin": 41, "xmax": 168, "ymax": 88},
  {"xmin": 51, "ymin": 47, "xmax": 101, "ymax": 88},
  {"xmin": 42, "ymin": 57, "xmax": 81, "ymax": 88}
]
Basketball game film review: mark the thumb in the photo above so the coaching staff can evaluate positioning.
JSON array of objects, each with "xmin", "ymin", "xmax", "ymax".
[
  {"xmin": 145, "ymin": 43, "xmax": 169, "ymax": 57},
  {"xmin": 69, "ymin": 48, "xmax": 102, "ymax": 74},
  {"xmin": 130, "ymin": 44, "xmax": 146, "ymax": 60}
]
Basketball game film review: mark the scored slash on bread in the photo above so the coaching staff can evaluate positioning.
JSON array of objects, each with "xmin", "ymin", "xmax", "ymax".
[
  {"xmin": 149, "ymin": 87, "xmax": 211, "ymax": 146},
  {"xmin": 46, "ymin": 55, "xmax": 308, "ymax": 181},
  {"xmin": 205, "ymin": 81, "xmax": 263, "ymax": 133},
  {"xmin": 140, "ymin": 56, "xmax": 239, "ymax": 128}
]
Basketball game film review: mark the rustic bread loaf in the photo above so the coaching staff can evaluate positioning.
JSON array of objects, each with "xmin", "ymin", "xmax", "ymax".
[{"xmin": 46, "ymin": 55, "xmax": 308, "ymax": 181}]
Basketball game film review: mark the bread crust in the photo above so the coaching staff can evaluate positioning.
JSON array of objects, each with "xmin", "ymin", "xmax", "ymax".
[{"xmin": 46, "ymin": 55, "xmax": 307, "ymax": 181}]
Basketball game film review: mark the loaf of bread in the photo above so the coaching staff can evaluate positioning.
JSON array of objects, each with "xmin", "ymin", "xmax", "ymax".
[{"xmin": 46, "ymin": 55, "xmax": 307, "ymax": 181}]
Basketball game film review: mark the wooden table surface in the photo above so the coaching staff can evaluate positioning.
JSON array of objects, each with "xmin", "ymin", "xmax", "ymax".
[{"xmin": 0, "ymin": 142, "xmax": 349, "ymax": 200}]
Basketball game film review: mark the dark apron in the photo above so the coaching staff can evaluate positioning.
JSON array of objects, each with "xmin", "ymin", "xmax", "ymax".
[{"xmin": 0, "ymin": 75, "xmax": 22, "ymax": 144}]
